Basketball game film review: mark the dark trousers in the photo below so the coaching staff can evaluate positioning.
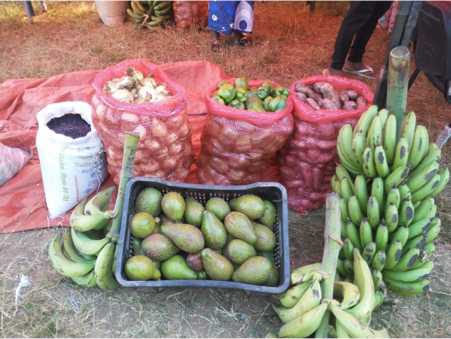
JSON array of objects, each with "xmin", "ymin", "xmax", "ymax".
[{"xmin": 331, "ymin": 1, "xmax": 393, "ymax": 70}]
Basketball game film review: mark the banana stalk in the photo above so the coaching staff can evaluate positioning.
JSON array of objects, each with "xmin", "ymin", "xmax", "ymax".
[
  {"xmin": 315, "ymin": 193, "xmax": 342, "ymax": 338},
  {"xmin": 386, "ymin": 46, "xmax": 410, "ymax": 142}
]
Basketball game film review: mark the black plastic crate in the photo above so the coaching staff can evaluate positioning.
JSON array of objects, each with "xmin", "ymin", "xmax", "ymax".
[{"xmin": 116, "ymin": 177, "xmax": 290, "ymax": 295}]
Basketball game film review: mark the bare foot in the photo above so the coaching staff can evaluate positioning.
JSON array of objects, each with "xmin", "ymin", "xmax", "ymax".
[{"xmin": 323, "ymin": 67, "xmax": 344, "ymax": 77}]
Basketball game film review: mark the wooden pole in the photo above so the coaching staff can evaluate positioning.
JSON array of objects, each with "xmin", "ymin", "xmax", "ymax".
[{"xmin": 386, "ymin": 46, "xmax": 410, "ymax": 143}]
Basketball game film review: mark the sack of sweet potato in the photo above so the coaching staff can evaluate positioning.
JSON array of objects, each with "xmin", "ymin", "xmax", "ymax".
[{"xmin": 277, "ymin": 76, "xmax": 374, "ymax": 212}]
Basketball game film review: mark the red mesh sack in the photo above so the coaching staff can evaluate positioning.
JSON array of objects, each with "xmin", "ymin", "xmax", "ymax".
[
  {"xmin": 173, "ymin": 1, "xmax": 208, "ymax": 31},
  {"xmin": 278, "ymin": 75, "xmax": 374, "ymax": 212},
  {"xmin": 196, "ymin": 79, "xmax": 294, "ymax": 185},
  {"xmin": 91, "ymin": 59, "xmax": 194, "ymax": 185}
]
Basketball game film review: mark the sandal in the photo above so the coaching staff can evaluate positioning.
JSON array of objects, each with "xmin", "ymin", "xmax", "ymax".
[
  {"xmin": 342, "ymin": 66, "xmax": 376, "ymax": 79},
  {"xmin": 210, "ymin": 39, "xmax": 221, "ymax": 52}
]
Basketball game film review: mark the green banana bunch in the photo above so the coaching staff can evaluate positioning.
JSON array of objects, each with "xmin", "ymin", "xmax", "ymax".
[{"xmin": 127, "ymin": 0, "xmax": 173, "ymax": 30}]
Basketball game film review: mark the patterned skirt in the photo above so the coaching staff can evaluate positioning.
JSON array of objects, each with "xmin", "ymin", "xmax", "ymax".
[{"xmin": 208, "ymin": 1, "xmax": 255, "ymax": 35}]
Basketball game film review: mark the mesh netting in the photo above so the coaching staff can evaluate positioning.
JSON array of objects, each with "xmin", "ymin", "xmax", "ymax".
[
  {"xmin": 173, "ymin": 1, "xmax": 208, "ymax": 31},
  {"xmin": 91, "ymin": 60, "xmax": 194, "ymax": 185},
  {"xmin": 278, "ymin": 76, "xmax": 374, "ymax": 212},
  {"xmin": 196, "ymin": 79, "xmax": 294, "ymax": 185}
]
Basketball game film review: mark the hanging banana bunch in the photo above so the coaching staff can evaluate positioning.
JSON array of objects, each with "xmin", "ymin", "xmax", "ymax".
[
  {"xmin": 332, "ymin": 105, "xmax": 448, "ymax": 296},
  {"xmin": 127, "ymin": 1, "xmax": 174, "ymax": 31}
]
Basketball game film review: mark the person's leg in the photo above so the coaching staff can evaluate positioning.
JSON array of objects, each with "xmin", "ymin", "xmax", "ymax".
[
  {"xmin": 208, "ymin": 1, "xmax": 239, "ymax": 50},
  {"xmin": 346, "ymin": 1, "xmax": 393, "ymax": 69},
  {"xmin": 328, "ymin": 1, "xmax": 377, "ymax": 73},
  {"xmin": 232, "ymin": 1, "xmax": 254, "ymax": 46}
]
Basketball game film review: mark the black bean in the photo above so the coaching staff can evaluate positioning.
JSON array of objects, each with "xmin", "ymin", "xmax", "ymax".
[{"xmin": 47, "ymin": 113, "xmax": 91, "ymax": 139}]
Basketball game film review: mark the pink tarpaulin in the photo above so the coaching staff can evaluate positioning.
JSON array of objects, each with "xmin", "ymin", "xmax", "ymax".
[{"xmin": 0, "ymin": 61, "xmax": 281, "ymax": 233}]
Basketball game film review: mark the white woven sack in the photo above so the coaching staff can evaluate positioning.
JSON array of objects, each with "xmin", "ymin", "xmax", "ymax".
[{"xmin": 36, "ymin": 101, "xmax": 108, "ymax": 219}]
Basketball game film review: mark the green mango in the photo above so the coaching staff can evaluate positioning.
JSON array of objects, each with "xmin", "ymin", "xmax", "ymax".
[
  {"xmin": 184, "ymin": 197, "xmax": 205, "ymax": 227},
  {"xmin": 141, "ymin": 233, "xmax": 180, "ymax": 261},
  {"xmin": 161, "ymin": 223, "xmax": 205, "ymax": 254},
  {"xmin": 263, "ymin": 263, "xmax": 279, "ymax": 287},
  {"xmin": 229, "ymin": 195, "xmax": 265, "ymax": 220},
  {"xmin": 201, "ymin": 248, "xmax": 234, "ymax": 281},
  {"xmin": 225, "ymin": 239, "xmax": 257, "ymax": 264},
  {"xmin": 124, "ymin": 255, "xmax": 161, "ymax": 281},
  {"xmin": 205, "ymin": 197, "xmax": 231, "ymax": 221},
  {"xmin": 161, "ymin": 255, "xmax": 197, "ymax": 280},
  {"xmin": 201, "ymin": 211, "xmax": 227, "ymax": 250},
  {"xmin": 135, "ymin": 187, "xmax": 163, "ymax": 217},
  {"xmin": 161, "ymin": 192, "xmax": 185, "ymax": 221},
  {"xmin": 257, "ymin": 251, "xmax": 275, "ymax": 264},
  {"xmin": 258, "ymin": 200, "xmax": 277, "ymax": 230},
  {"xmin": 252, "ymin": 222, "xmax": 277, "ymax": 251},
  {"xmin": 232, "ymin": 256, "xmax": 271, "ymax": 285},
  {"xmin": 224, "ymin": 212, "xmax": 257, "ymax": 244}
]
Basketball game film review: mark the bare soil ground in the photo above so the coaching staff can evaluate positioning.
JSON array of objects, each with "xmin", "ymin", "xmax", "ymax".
[{"xmin": 0, "ymin": 1, "xmax": 450, "ymax": 338}]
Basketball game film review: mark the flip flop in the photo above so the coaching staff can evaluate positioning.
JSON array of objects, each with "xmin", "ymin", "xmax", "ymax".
[{"xmin": 342, "ymin": 66, "xmax": 376, "ymax": 79}]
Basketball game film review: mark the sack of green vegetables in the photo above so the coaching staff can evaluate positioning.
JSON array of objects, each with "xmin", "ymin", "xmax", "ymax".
[{"xmin": 196, "ymin": 78, "xmax": 294, "ymax": 185}]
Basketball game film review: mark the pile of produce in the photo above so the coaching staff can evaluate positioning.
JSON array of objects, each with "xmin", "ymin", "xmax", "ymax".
[
  {"xmin": 127, "ymin": 1, "xmax": 173, "ymax": 30},
  {"xmin": 126, "ymin": 190, "xmax": 280, "ymax": 285},
  {"xmin": 268, "ymin": 194, "xmax": 389, "ymax": 338},
  {"xmin": 47, "ymin": 114, "xmax": 91, "ymax": 139},
  {"xmin": 48, "ymin": 133, "xmax": 139, "ymax": 289},
  {"xmin": 333, "ymin": 105, "xmax": 448, "ymax": 295},
  {"xmin": 102, "ymin": 67, "xmax": 173, "ymax": 103},
  {"xmin": 211, "ymin": 78, "xmax": 289, "ymax": 112},
  {"xmin": 294, "ymin": 82, "xmax": 368, "ymax": 111}
]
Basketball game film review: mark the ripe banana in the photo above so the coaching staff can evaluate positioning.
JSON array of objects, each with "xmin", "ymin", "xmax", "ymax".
[
  {"xmin": 411, "ymin": 173, "xmax": 441, "ymax": 203},
  {"xmin": 371, "ymin": 250, "xmax": 386, "ymax": 271},
  {"xmin": 383, "ymin": 261, "xmax": 433, "ymax": 282},
  {"xmin": 340, "ymin": 177, "xmax": 353, "ymax": 204},
  {"xmin": 345, "ymin": 249, "xmax": 374, "ymax": 323},
  {"xmin": 94, "ymin": 242, "xmax": 120, "ymax": 290},
  {"xmin": 354, "ymin": 175, "xmax": 369, "ymax": 215},
  {"xmin": 360, "ymin": 219, "xmax": 373, "ymax": 249},
  {"xmin": 412, "ymin": 197, "xmax": 435, "ymax": 223},
  {"xmin": 346, "ymin": 219, "xmax": 362, "ymax": 252},
  {"xmin": 273, "ymin": 278, "xmax": 322, "ymax": 323},
  {"xmin": 367, "ymin": 196, "xmax": 380, "ymax": 229},
  {"xmin": 71, "ymin": 270, "xmax": 97, "ymax": 287},
  {"xmin": 352, "ymin": 132, "xmax": 366, "ymax": 166},
  {"xmin": 336, "ymin": 320, "xmax": 351, "ymax": 338},
  {"xmin": 362, "ymin": 242, "xmax": 376, "ymax": 264},
  {"xmin": 343, "ymin": 238, "xmax": 354, "ymax": 262},
  {"xmin": 279, "ymin": 280, "xmax": 311, "ymax": 308},
  {"xmin": 290, "ymin": 263, "xmax": 322, "ymax": 285},
  {"xmin": 329, "ymin": 300, "xmax": 389, "ymax": 338},
  {"xmin": 375, "ymin": 222, "xmax": 388, "ymax": 253},
  {"xmin": 400, "ymin": 111, "xmax": 416, "ymax": 149},
  {"xmin": 278, "ymin": 301, "xmax": 329, "ymax": 338},
  {"xmin": 431, "ymin": 167, "xmax": 449, "ymax": 197},
  {"xmin": 398, "ymin": 198, "xmax": 415, "ymax": 226},
  {"xmin": 383, "ymin": 114, "xmax": 397, "ymax": 166},
  {"xmin": 384, "ymin": 277, "xmax": 430, "ymax": 295},
  {"xmin": 408, "ymin": 218, "xmax": 433, "ymax": 239},
  {"xmin": 392, "ymin": 247, "xmax": 420, "ymax": 271},
  {"xmin": 333, "ymin": 281, "xmax": 360, "ymax": 310},
  {"xmin": 406, "ymin": 160, "xmax": 439, "ymax": 192},
  {"xmin": 390, "ymin": 223, "xmax": 409, "ymax": 247},
  {"xmin": 408, "ymin": 125, "xmax": 428, "ymax": 170},
  {"xmin": 71, "ymin": 226, "xmax": 110, "ymax": 256},
  {"xmin": 398, "ymin": 183, "xmax": 411, "ymax": 202},
  {"xmin": 371, "ymin": 269, "xmax": 383, "ymax": 289},
  {"xmin": 385, "ymin": 203, "xmax": 399, "ymax": 233},
  {"xmin": 62, "ymin": 229, "xmax": 95, "ymax": 264},
  {"xmin": 340, "ymin": 198, "xmax": 350, "ymax": 224},
  {"xmin": 384, "ymin": 240, "xmax": 402, "ymax": 270},
  {"xmin": 49, "ymin": 235, "xmax": 95, "ymax": 277},
  {"xmin": 374, "ymin": 145, "xmax": 390, "ymax": 178},
  {"xmin": 384, "ymin": 163, "xmax": 413, "ymax": 194},
  {"xmin": 70, "ymin": 199, "xmax": 111, "ymax": 232},
  {"xmin": 362, "ymin": 146, "xmax": 377, "ymax": 178},
  {"xmin": 348, "ymin": 196, "xmax": 364, "ymax": 227}
]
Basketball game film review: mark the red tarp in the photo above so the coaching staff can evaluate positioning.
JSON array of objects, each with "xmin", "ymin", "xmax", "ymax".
[{"xmin": 0, "ymin": 61, "xmax": 281, "ymax": 233}]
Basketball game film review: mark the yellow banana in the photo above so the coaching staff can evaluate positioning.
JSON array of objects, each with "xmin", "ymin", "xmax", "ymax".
[
  {"xmin": 71, "ymin": 226, "xmax": 110, "ymax": 256},
  {"xmin": 62, "ymin": 228, "xmax": 95, "ymax": 264},
  {"xmin": 279, "ymin": 281, "xmax": 311, "ymax": 308},
  {"xmin": 70, "ymin": 198, "xmax": 111, "ymax": 232},
  {"xmin": 94, "ymin": 242, "xmax": 120, "ymax": 290},
  {"xmin": 333, "ymin": 281, "xmax": 360, "ymax": 310},
  {"xmin": 290, "ymin": 263, "xmax": 322, "ymax": 285}
]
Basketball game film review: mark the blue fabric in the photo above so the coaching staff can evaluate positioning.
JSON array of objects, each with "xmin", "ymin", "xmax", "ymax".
[{"xmin": 208, "ymin": 1, "xmax": 255, "ymax": 35}]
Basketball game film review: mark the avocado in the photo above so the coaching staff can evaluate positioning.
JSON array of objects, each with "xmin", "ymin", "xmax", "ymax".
[
  {"xmin": 224, "ymin": 212, "xmax": 257, "ymax": 244},
  {"xmin": 225, "ymin": 239, "xmax": 257, "ymax": 264},
  {"xmin": 263, "ymin": 263, "xmax": 279, "ymax": 287},
  {"xmin": 124, "ymin": 255, "xmax": 161, "ymax": 281},
  {"xmin": 161, "ymin": 223, "xmax": 205, "ymax": 253},
  {"xmin": 161, "ymin": 255, "xmax": 197, "ymax": 280},
  {"xmin": 161, "ymin": 192, "xmax": 185, "ymax": 221},
  {"xmin": 252, "ymin": 222, "xmax": 277, "ymax": 251},
  {"xmin": 232, "ymin": 256, "xmax": 271, "ymax": 285},
  {"xmin": 258, "ymin": 200, "xmax": 277, "ymax": 230},
  {"xmin": 141, "ymin": 233, "xmax": 180, "ymax": 261},
  {"xmin": 201, "ymin": 211, "xmax": 227, "ymax": 250},
  {"xmin": 205, "ymin": 197, "xmax": 230, "ymax": 221},
  {"xmin": 135, "ymin": 187, "xmax": 163, "ymax": 217},
  {"xmin": 184, "ymin": 197, "xmax": 205, "ymax": 227},
  {"xmin": 130, "ymin": 212, "xmax": 155, "ymax": 239},
  {"xmin": 201, "ymin": 248, "xmax": 234, "ymax": 281},
  {"xmin": 229, "ymin": 194, "xmax": 265, "ymax": 220}
]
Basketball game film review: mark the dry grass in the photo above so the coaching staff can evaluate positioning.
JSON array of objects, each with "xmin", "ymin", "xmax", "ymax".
[{"xmin": 0, "ymin": 1, "xmax": 450, "ymax": 338}]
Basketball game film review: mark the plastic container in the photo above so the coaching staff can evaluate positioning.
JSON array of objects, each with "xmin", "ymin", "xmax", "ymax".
[{"xmin": 116, "ymin": 177, "xmax": 290, "ymax": 295}]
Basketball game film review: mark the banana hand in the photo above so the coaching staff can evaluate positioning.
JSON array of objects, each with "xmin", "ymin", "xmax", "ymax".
[{"xmin": 95, "ymin": 242, "xmax": 120, "ymax": 290}]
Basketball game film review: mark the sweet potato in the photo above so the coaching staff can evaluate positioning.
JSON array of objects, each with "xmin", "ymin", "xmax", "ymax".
[
  {"xmin": 295, "ymin": 82, "xmax": 306, "ymax": 92},
  {"xmin": 296, "ymin": 86, "xmax": 323, "ymax": 101},
  {"xmin": 294, "ymin": 92, "xmax": 307, "ymax": 102},
  {"xmin": 356, "ymin": 96, "xmax": 368, "ymax": 109},
  {"xmin": 319, "ymin": 98, "xmax": 340, "ymax": 111},
  {"xmin": 306, "ymin": 98, "xmax": 320, "ymax": 110},
  {"xmin": 342, "ymin": 101, "xmax": 357, "ymax": 111},
  {"xmin": 346, "ymin": 89, "xmax": 359, "ymax": 100},
  {"xmin": 313, "ymin": 82, "xmax": 326, "ymax": 93},
  {"xmin": 339, "ymin": 90, "xmax": 350, "ymax": 103},
  {"xmin": 319, "ymin": 83, "xmax": 341, "ymax": 109}
]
